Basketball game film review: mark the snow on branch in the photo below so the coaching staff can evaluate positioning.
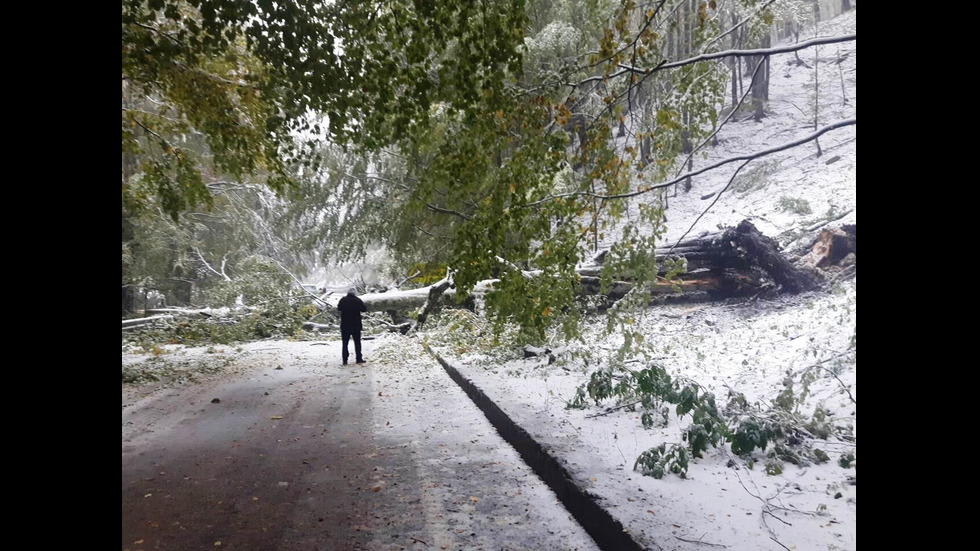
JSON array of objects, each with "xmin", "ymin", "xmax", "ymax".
[
  {"xmin": 425, "ymin": 202, "xmax": 471, "ymax": 220},
  {"xmin": 269, "ymin": 257, "xmax": 330, "ymax": 308},
  {"xmin": 575, "ymin": 34, "xmax": 856, "ymax": 86},
  {"xmin": 495, "ymin": 256, "xmax": 539, "ymax": 279},
  {"xmin": 194, "ymin": 247, "xmax": 232, "ymax": 281},
  {"xmin": 523, "ymin": 118, "xmax": 856, "ymax": 207},
  {"xmin": 413, "ymin": 268, "xmax": 454, "ymax": 330}
]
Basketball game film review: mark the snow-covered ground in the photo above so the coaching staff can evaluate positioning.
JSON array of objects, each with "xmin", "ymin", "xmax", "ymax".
[
  {"xmin": 124, "ymin": 273, "xmax": 856, "ymax": 551},
  {"xmin": 425, "ymin": 276, "xmax": 855, "ymax": 550}
]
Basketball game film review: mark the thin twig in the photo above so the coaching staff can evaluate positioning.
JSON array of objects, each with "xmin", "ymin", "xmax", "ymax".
[
  {"xmin": 700, "ymin": 0, "xmax": 778, "ymax": 53},
  {"xmin": 667, "ymin": 159, "xmax": 752, "ymax": 255},
  {"xmin": 566, "ymin": 1, "xmax": 667, "ymax": 76},
  {"xmin": 763, "ymin": 509, "xmax": 792, "ymax": 526},
  {"xmin": 805, "ymin": 208, "xmax": 854, "ymax": 232},
  {"xmin": 674, "ymin": 535, "xmax": 728, "ymax": 548},
  {"xmin": 811, "ymin": 364, "xmax": 856, "ymax": 405},
  {"xmin": 268, "ymin": 258, "xmax": 329, "ymax": 308},
  {"xmin": 577, "ymin": 34, "xmax": 856, "ymax": 86},
  {"xmin": 585, "ymin": 400, "xmax": 643, "ymax": 418},
  {"xmin": 425, "ymin": 203, "xmax": 471, "ymax": 220},
  {"xmin": 671, "ymin": 59, "xmax": 764, "ymax": 183}
]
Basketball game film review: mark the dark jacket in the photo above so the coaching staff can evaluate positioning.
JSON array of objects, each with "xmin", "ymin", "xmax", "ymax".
[{"xmin": 337, "ymin": 294, "xmax": 367, "ymax": 331}]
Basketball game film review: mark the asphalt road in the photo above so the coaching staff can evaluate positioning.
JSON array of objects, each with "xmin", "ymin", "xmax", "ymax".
[{"xmin": 122, "ymin": 340, "xmax": 598, "ymax": 551}]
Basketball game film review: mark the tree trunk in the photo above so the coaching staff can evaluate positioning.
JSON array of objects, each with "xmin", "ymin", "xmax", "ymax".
[
  {"xmin": 681, "ymin": 109, "xmax": 692, "ymax": 192},
  {"xmin": 655, "ymin": 220, "xmax": 821, "ymax": 293},
  {"xmin": 122, "ymin": 286, "xmax": 136, "ymax": 316},
  {"xmin": 414, "ymin": 273, "xmax": 454, "ymax": 329},
  {"xmin": 736, "ymin": 56, "xmax": 743, "ymax": 98},
  {"xmin": 752, "ymin": 56, "xmax": 766, "ymax": 122},
  {"xmin": 729, "ymin": 12, "xmax": 738, "ymax": 109},
  {"xmin": 813, "ymin": 36, "xmax": 822, "ymax": 156},
  {"xmin": 752, "ymin": 34, "xmax": 770, "ymax": 121},
  {"xmin": 764, "ymin": 49, "xmax": 771, "ymax": 100},
  {"xmin": 122, "ymin": 315, "xmax": 175, "ymax": 330},
  {"xmin": 351, "ymin": 223, "xmax": 825, "ymax": 323}
]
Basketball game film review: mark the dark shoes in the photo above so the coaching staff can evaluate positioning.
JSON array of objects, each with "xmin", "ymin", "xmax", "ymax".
[{"xmin": 355, "ymin": 358, "xmax": 366, "ymax": 364}]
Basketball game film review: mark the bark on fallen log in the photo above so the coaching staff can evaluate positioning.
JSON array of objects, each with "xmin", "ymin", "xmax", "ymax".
[
  {"xmin": 337, "ymin": 221, "xmax": 817, "ymax": 323},
  {"xmin": 122, "ymin": 315, "xmax": 174, "ymax": 329},
  {"xmin": 415, "ymin": 273, "xmax": 454, "ymax": 329},
  {"xmin": 144, "ymin": 308, "xmax": 220, "ymax": 318},
  {"xmin": 523, "ymin": 345, "xmax": 557, "ymax": 364},
  {"xmin": 339, "ymin": 288, "xmax": 448, "ymax": 312},
  {"xmin": 655, "ymin": 220, "xmax": 821, "ymax": 293}
]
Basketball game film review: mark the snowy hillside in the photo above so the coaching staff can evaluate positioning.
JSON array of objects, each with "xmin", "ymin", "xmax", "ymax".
[{"xmin": 605, "ymin": 9, "xmax": 856, "ymax": 252}]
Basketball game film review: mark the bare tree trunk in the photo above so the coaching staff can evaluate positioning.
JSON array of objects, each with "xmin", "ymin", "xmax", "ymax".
[
  {"xmin": 122, "ymin": 81, "xmax": 138, "ymax": 186},
  {"xmin": 413, "ymin": 274, "xmax": 453, "ymax": 329},
  {"xmin": 122, "ymin": 286, "xmax": 135, "ymax": 316},
  {"xmin": 736, "ymin": 33, "xmax": 743, "ymax": 96},
  {"xmin": 591, "ymin": 181, "xmax": 599, "ymax": 252},
  {"xmin": 764, "ymin": 37, "xmax": 771, "ymax": 101},
  {"xmin": 749, "ymin": 31, "xmax": 771, "ymax": 121},
  {"xmin": 682, "ymin": 110, "xmax": 693, "ymax": 192},
  {"xmin": 752, "ymin": 56, "xmax": 766, "ymax": 122},
  {"xmin": 729, "ymin": 12, "xmax": 738, "ymax": 108},
  {"xmin": 812, "ymin": 2, "xmax": 823, "ymax": 156},
  {"xmin": 837, "ymin": 46, "xmax": 848, "ymax": 105}
]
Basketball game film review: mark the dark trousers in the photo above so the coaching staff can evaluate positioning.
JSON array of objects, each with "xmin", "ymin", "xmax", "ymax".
[{"xmin": 341, "ymin": 327, "xmax": 362, "ymax": 363}]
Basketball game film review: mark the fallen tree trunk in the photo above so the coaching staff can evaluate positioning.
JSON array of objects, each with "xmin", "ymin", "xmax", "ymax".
[
  {"xmin": 655, "ymin": 220, "xmax": 821, "ymax": 293},
  {"xmin": 121, "ymin": 315, "xmax": 174, "ymax": 331},
  {"xmin": 144, "ymin": 308, "xmax": 230, "ymax": 318},
  {"xmin": 800, "ymin": 225, "xmax": 856, "ymax": 269},
  {"xmin": 414, "ymin": 272, "xmax": 454, "ymax": 329},
  {"xmin": 340, "ymin": 287, "xmax": 445, "ymax": 312},
  {"xmin": 330, "ymin": 221, "xmax": 817, "ymax": 322}
]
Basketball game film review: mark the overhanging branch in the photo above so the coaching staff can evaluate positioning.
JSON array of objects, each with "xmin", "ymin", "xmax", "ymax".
[
  {"xmin": 575, "ymin": 34, "xmax": 856, "ymax": 86},
  {"xmin": 425, "ymin": 203, "xmax": 471, "ymax": 220},
  {"xmin": 523, "ymin": 118, "xmax": 856, "ymax": 207}
]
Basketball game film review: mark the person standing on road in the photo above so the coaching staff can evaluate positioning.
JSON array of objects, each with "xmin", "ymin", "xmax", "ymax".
[{"xmin": 337, "ymin": 287, "xmax": 367, "ymax": 365}]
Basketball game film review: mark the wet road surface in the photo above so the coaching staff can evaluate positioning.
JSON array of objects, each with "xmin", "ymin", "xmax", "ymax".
[{"xmin": 122, "ymin": 340, "xmax": 598, "ymax": 551}]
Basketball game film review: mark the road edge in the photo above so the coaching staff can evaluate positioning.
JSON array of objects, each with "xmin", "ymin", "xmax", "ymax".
[{"xmin": 423, "ymin": 344, "xmax": 647, "ymax": 551}]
